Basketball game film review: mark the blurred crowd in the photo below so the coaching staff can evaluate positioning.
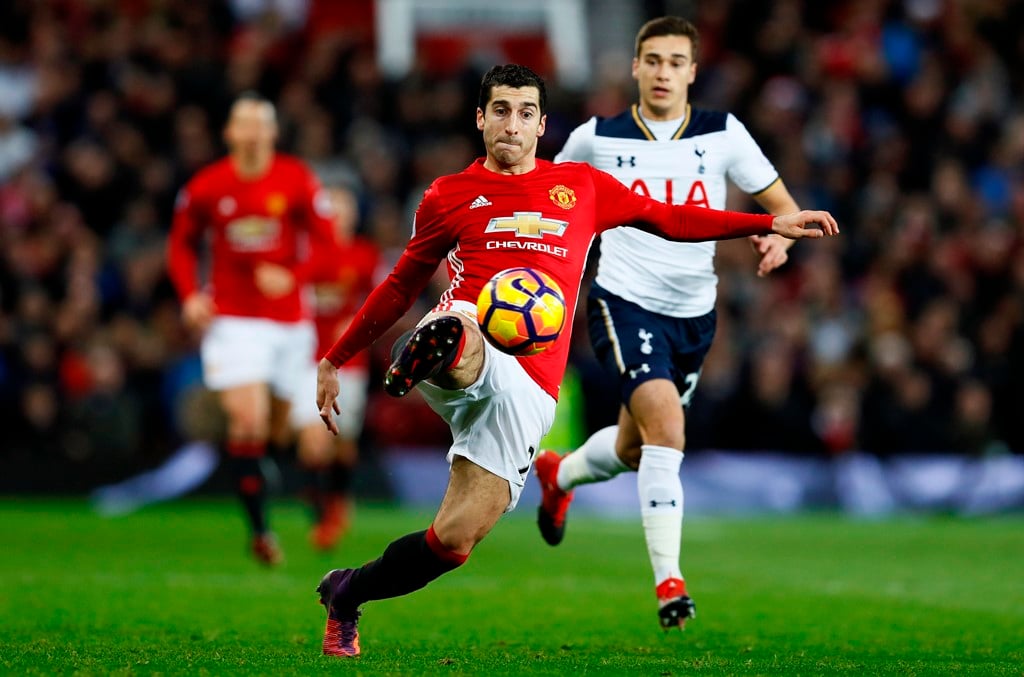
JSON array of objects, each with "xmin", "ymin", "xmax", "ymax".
[{"xmin": 2, "ymin": 0, "xmax": 1024, "ymax": 478}]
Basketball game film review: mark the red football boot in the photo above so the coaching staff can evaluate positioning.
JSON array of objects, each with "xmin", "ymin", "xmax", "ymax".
[
  {"xmin": 535, "ymin": 450, "xmax": 574, "ymax": 546},
  {"xmin": 656, "ymin": 577, "xmax": 696, "ymax": 631}
]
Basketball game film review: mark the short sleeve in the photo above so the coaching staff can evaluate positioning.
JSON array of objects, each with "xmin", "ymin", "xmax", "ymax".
[
  {"xmin": 554, "ymin": 118, "xmax": 597, "ymax": 164},
  {"xmin": 724, "ymin": 113, "xmax": 779, "ymax": 195}
]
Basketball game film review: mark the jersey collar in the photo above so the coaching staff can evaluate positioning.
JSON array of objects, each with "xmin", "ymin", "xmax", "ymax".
[{"xmin": 630, "ymin": 103, "xmax": 691, "ymax": 141}]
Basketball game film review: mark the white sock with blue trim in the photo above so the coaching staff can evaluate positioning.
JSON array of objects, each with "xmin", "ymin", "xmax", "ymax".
[{"xmin": 638, "ymin": 444, "xmax": 684, "ymax": 584}]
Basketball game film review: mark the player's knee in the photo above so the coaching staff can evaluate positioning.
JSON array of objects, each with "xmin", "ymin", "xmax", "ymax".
[
  {"xmin": 645, "ymin": 426, "xmax": 685, "ymax": 451},
  {"xmin": 633, "ymin": 413, "xmax": 685, "ymax": 451},
  {"xmin": 297, "ymin": 428, "xmax": 332, "ymax": 466},
  {"xmin": 226, "ymin": 412, "xmax": 269, "ymax": 441}
]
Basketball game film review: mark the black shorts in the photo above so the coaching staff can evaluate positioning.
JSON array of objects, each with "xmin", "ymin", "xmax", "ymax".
[{"xmin": 587, "ymin": 284, "xmax": 716, "ymax": 409}]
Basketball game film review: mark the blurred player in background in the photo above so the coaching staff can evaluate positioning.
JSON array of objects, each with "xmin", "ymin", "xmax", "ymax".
[
  {"xmin": 536, "ymin": 16, "xmax": 804, "ymax": 630},
  {"xmin": 312, "ymin": 63, "xmax": 837, "ymax": 657},
  {"xmin": 290, "ymin": 185, "xmax": 381, "ymax": 550},
  {"xmin": 167, "ymin": 93, "xmax": 338, "ymax": 566}
]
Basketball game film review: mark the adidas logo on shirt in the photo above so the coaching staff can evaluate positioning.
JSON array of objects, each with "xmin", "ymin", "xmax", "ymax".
[{"xmin": 469, "ymin": 195, "xmax": 492, "ymax": 209}]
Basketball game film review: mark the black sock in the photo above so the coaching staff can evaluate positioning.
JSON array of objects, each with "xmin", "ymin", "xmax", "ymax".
[
  {"xmin": 267, "ymin": 439, "xmax": 294, "ymax": 460},
  {"xmin": 346, "ymin": 528, "xmax": 467, "ymax": 607},
  {"xmin": 330, "ymin": 462, "xmax": 353, "ymax": 495},
  {"xmin": 304, "ymin": 465, "xmax": 330, "ymax": 521},
  {"xmin": 232, "ymin": 456, "xmax": 268, "ymax": 535}
]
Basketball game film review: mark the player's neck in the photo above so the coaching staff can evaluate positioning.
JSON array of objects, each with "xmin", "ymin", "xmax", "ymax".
[
  {"xmin": 639, "ymin": 100, "xmax": 688, "ymax": 123},
  {"xmin": 482, "ymin": 156, "xmax": 536, "ymax": 175},
  {"xmin": 231, "ymin": 153, "xmax": 274, "ymax": 179}
]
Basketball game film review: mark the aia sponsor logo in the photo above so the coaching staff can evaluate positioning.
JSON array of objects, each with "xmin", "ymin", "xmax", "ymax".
[{"xmin": 628, "ymin": 179, "xmax": 709, "ymax": 208}]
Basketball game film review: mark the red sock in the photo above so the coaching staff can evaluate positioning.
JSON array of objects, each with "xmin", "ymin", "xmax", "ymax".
[
  {"xmin": 426, "ymin": 524, "xmax": 469, "ymax": 565},
  {"xmin": 444, "ymin": 330, "xmax": 468, "ymax": 372},
  {"xmin": 227, "ymin": 440, "xmax": 265, "ymax": 458}
]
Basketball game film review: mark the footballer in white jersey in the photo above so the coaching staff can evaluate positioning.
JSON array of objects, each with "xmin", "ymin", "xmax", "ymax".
[
  {"xmin": 536, "ymin": 16, "xmax": 809, "ymax": 632},
  {"xmin": 555, "ymin": 104, "xmax": 780, "ymax": 317}
]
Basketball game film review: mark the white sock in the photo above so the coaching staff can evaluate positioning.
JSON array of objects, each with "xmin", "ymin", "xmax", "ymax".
[
  {"xmin": 638, "ymin": 444, "xmax": 684, "ymax": 585},
  {"xmin": 556, "ymin": 426, "xmax": 629, "ymax": 490}
]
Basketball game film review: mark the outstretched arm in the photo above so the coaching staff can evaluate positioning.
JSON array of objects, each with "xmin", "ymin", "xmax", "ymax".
[{"xmin": 590, "ymin": 165, "xmax": 838, "ymax": 242}]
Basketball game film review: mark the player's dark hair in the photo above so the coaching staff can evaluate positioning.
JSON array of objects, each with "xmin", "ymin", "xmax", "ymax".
[
  {"xmin": 635, "ymin": 16, "xmax": 700, "ymax": 62},
  {"xmin": 235, "ymin": 90, "xmax": 271, "ymax": 105},
  {"xmin": 478, "ymin": 64, "xmax": 547, "ymax": 115}
]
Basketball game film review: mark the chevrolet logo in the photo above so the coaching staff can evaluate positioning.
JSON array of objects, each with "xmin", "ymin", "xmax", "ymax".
[{"xmin": 484, "ymin": 212, "xmax": 568, "ymax": 239}]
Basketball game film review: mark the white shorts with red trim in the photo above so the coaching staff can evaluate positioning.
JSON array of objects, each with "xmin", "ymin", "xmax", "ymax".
[
  {"xmin": 200, "ymin": 316, "xmax": 315, "ymax": 401},
  {"xmin": 417, "ymin": 301, "xmax": 556, "ymax": 512}
]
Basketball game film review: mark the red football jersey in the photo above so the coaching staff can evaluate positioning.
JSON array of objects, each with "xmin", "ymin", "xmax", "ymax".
[
  {"xmin": 310, "ymin": 235, "xmax": 381, "ymax": 368},
  {"xmin": 326, "ymin": 158, "xmax": 773, "ymax": 399},
  {"xmin": 167, "ymin": 154, "xmax": 338, "ymax": 323}
]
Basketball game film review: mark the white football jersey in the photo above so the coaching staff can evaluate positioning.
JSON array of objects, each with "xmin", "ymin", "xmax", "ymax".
[{"xmin": 555, "ymin": 104, "xmax": 779, "ymax": 317}]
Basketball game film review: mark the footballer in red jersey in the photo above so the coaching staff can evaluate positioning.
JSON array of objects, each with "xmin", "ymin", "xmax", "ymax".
[
  {"xmin": 167, "ymin": 93, "xmax": 339, "ymax": 566},
  {"xmin": 312, "ymin": 65, "xmax": 838, "ymax": 658},
  {"xmin": 291, "ymin": 185, "xmax": 381, "ymax": 550}
]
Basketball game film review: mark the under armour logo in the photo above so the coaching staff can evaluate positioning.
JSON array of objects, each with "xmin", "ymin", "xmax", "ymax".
[
  {"xmin": 649, "ymin": 499, "xmax": 677, "ymax": 508},
  {"xmin": 638, "ymin": 328, "xmax": 653, "ymax": 355},
  {"xmin": 694, "ymin": 146, "xmax": 706, "ymax": 175},
  {"xmin": 628, "ymin": 363, "xmax": 651, "ymax": 379},
  {"xmin": 616, "ymin": 155, "xmax": 636, "ymax": 167}
]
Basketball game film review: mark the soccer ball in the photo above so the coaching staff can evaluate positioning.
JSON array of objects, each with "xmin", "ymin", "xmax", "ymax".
[{"xmin": 476, "ymin": 267, "xmax": 567, "ymax": 355}]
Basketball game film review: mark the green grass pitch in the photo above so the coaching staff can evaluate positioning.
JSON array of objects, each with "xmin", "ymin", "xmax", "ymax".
[{"xmin": 1, "ymin": 499, "xmax": 1021, "ymax": 675}]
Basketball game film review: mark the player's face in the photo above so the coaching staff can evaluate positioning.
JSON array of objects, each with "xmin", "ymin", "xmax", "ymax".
[
  {"xmin": 477, "ymin": 86, "xmax": 546, "ymax": 173},
  {"xmin": 327, "ymin": 187, "xmax": 358, "ymax": 240},
  {"xmin": 224, "ymin": 100, "xmax": 277, "ymax": 159},
  {"xmin": 632, "ymin": 35, "xmax": 697, "ymax": 120}
]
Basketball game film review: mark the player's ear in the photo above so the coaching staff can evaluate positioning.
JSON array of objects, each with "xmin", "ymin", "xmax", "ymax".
[
  {"xmin": 536, "ymin": 113, "xmax": 546, "ymax": 138},
  {"xmin": 476, "ymin": 108, "xmax": 485, "ymax": 131},
  {"xmin": 631, "ymin": 57, "xmax": 640, "ymax": 81}
]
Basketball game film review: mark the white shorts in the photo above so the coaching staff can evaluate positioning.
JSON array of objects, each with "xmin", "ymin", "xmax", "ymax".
[
  {"xmin": 200, "ymin": 316, "xmax": 315, "ymax": 401},
  {"xmin": 291, "ymin": 363, "xmax": 369, "ymax": 438},
  {"xmin": 417, "ymin": 303, "xmax": 557, "ymax": 512}
]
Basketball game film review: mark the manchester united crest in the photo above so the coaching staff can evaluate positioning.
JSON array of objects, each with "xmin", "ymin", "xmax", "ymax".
[
  {"xmin": 548, "ymin": 185, "xmax": 577, "ymax": 210},
  {"xmin": 266, "ymin": 192, "xmax": 288, "ymax": 216}
]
